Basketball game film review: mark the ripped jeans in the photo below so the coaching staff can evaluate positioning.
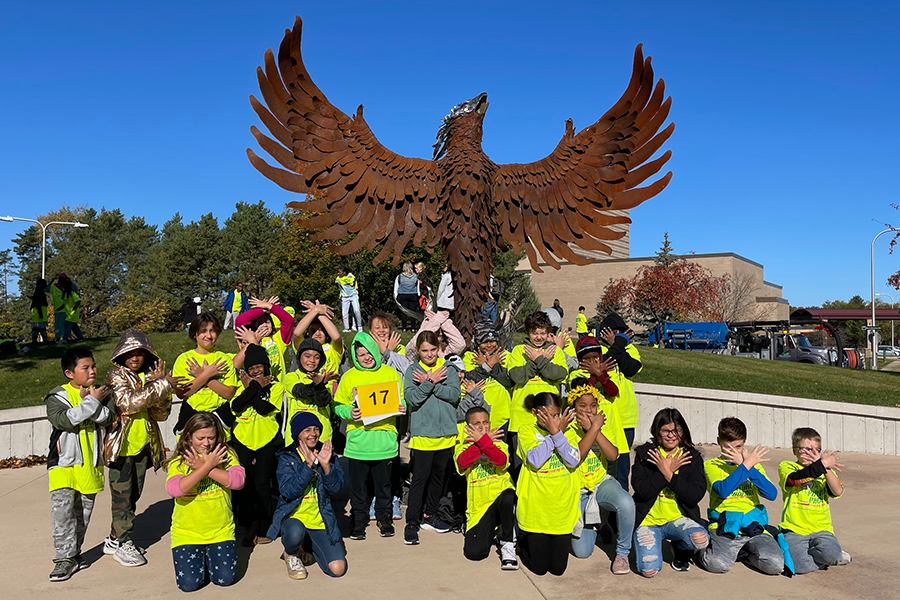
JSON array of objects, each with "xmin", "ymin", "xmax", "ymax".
[{"xmin": 633, "ymin": 517, "xmax": 708, "ymax": 575}]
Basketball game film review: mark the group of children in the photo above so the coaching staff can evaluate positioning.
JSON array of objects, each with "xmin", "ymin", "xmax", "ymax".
[
  {"xmin": 31, "ymin": 274, "xmax": 84, "ymax": 343},
  {"xmin": 43, "ymin": 298, "xmax": 851, "ymax": 591}
]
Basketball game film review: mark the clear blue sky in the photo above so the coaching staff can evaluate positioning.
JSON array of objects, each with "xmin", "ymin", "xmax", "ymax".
[{"xmin": 2, "ymin": 1, "xmax": 899, "ymax": 307}]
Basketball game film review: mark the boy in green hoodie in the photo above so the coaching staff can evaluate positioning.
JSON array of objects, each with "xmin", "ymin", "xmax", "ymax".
[{"xmin": 333, "ymin": 332, "xmax": 406, "ymax": 540}]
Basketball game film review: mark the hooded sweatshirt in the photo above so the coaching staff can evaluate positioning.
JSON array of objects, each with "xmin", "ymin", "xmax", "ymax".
[
  {"xmin": 333, "ymin": 332, "xmax": 405, "ymax": 461},
  {"xmin": 282, "ymin": 338, "xmax": 334, "ymax": 443},
  {"xmin": 103, "ymin": 331, "xmax": 173, "ymax": 469},
  {"xmin": 231, "ymin": 344, "xmax": 283, "ymax": 450}
]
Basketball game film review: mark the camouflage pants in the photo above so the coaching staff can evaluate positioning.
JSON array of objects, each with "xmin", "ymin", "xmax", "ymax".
[
  {"xmin": 108, "ymin": 447, "xmax": 150, "ymax": 542},
  {"xmin": 50, "ymin": 488, "xmax": 96, "ymax": 560}
]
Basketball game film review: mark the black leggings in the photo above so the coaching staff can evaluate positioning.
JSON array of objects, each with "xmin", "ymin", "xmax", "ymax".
[
  {"xmin": 406, "ymin": 447, "xmax": 452, "ymax": 525},
  {"xmin": 518, "ymin": 529, "xmax": 570, "ymax": 576},
  {"xmin": 231, "ymin": 435, "xmax": 281, "ymax": 529},
  {"xmin": 396, "ymin": 293, "xmax": 420, "ymax": 330},
  {"xmin": 464, "ymin": 488, "xmax": 516, "ymax": 561}
]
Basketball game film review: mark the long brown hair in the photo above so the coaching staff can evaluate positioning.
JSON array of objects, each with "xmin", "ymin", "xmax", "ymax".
[{"xmin": 165, "ymin": 413, "xmax": 227, "ymax": 468}]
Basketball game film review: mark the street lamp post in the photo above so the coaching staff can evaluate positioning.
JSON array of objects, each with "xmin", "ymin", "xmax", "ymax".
[
  {"xmin": 0, "ymin": 216, "xmax": 89, "ymax": 279},
  {"xmin": 875, "ymin": 292, "xmax": 896, "ymax": 349},
  {"xmin": 871, "ymin": 228, "xmax": 899, "ymax": 370}
]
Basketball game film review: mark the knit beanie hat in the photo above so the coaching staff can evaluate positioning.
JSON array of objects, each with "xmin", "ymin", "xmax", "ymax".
[
  {"xmin": 243, "ymin": 344, "xmax": 270, "ymax": 376},
  {"xmin": 296, "ymin": 338, "xmax": 326, "ymax": 374},
  {"xmin": 575, "ymin": 335, "xmax": 604, "ymax": 360},
  {"xmin": 290, "ymin": 411, "xmax": 322, "ymax": 443},
  {"xmin": 473, "ymin": 314, "xmax": 499, "ymax": 346},
  {"xmin": 599, "ymin": 312, "xmax": 629, "ymax": 332}
]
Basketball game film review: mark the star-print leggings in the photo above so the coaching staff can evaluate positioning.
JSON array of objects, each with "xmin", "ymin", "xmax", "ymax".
[{"xmin": 172, "ymin": 541, "xmax": 238, "ymax": 592}]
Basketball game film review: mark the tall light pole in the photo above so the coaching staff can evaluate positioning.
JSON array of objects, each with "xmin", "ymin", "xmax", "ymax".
[
  {"xmin": 871, "ymin": 228, "xmax": 899, "ymax": 369},
  {"xmin": 876, "ymin": 292, "xmax": 896, "ymax": 349},
  {"xmin": 0, "ymin": 216, "xmax": 89, "ymax": 279}
]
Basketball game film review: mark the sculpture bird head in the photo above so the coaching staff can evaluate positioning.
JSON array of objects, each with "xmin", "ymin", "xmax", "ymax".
[{"xmin": 432, "ymin": 92, "xmax": 489, "ymax": 160}]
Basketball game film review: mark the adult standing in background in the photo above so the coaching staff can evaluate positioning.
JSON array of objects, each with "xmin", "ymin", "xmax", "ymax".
[
  {"xmin": 45, "ymin": 273, "xmax": 78, "ymax": 343},
  {"xmin": 222, "ymin": 282, "xmax": 249, "ymax": 330},
  {"xmin": 30, "ymin": 278, "xmax": 49, "ymax": 343},
  {"xmin": 552, "ymin": 299, "xmax": 564, "ymax": 320},
  {"xmin": 415, "ymin": 262, "xmax": 433, "ymax": 311},
  {"xmin": 394, "ymin": 262, "xmax": 420, "ymax": 332},
  {"xmin": 336, "ymin": 265, "xmax": 362, "ymax": 332},
  {"xmin": 436, "ymin": 266, "xmax": 455, "ymax": 316}
]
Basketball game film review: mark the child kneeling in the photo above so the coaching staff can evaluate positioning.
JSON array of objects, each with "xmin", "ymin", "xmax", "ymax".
[
  {"xmin": 268, "ymin": 412, "xmax": 347, "ymax": 580},
  {"xmin": 455, "ymin": 406, "xmax": 517, "ymax": 570},
  {"xmin": 166, "ymin": 414, "xmax": 245, "ymax": 592},
  {"xmin": 779, "ymin": 427, "xmax": 850, "ymax": 574}
]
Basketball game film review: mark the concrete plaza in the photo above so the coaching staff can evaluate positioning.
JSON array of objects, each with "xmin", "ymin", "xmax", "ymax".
[{"xmin": 1, "ymin": 445, "xmax": 896, "ymax": 599}]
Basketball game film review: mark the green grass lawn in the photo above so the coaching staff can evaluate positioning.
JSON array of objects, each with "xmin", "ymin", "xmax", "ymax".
[{"xmin": 2, "ymin": 333, "xmax": 899, "ymax": 410}]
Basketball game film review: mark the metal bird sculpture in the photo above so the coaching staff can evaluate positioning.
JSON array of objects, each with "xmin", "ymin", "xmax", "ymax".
[{"xmin": 248, "ymin": 17, "xmax": 674, "ymax": 337}]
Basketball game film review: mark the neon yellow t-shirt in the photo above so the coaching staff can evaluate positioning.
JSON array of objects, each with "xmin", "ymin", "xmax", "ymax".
[
  {"xmin": 261, "ymin": 335, "xmax": 287, "ymax": 381},
  {"xmin": 599, "ymin": 341, "xmax": 642, "ymax": 428},
  {"xmin": 515, "ymin": 423, "xmax": 580, "ymax": 534},
  {"xmin": 568, "ymin": 401, "xmax": 627, "ymax": 490},
  {"xmin": 32, "ymin": 306, "xmax": 48, "ymax": 324},
  {"xmin": 232, "ymin": 380, "xmax": 284, "ymax": 451},
  {"xmin": 576, "ymin": 313, "xmax": 588, "ymax": 334},
  {"xmin": 173, "ymin": 349, "xmax": 238, "ymax": 412},
  {"xmin": 333, "ymin": 364, "xmax": 405, "ymax": 461},
  {"xmin": 462, "ymin": 351, "xmax": 510, "ymax": 429},
  {"xmin": 566, "ymin": 369, "xmax": 630, "ymax": 456},
  {"xmin": 322, "ymin": 342, "xmax": 343, "ymax": 374},
  {"xmin": 705, "ymin": 457, "xmax": 769, "ymax": 528},
  {"xmin": 779, "ymin": 460, "xmax": 840, "ymax": 535},
  {"xmin": 48, "ymin": 384, "xmax": 105, "ymax": 494},
  {"xmin": 641, "ymin": 447, "xmax": 685, "ymax": 527},
  {"xmin": 506, "ymin": 344, "xmax": 567, "ymax": 432},
  {"xmin": 167, "ymin": 450, "xmax": 240, "ymax": 547},
  {"xmin": 282, "ymin": 371, "xmax": 333, "ymax": 445},
  {"xmin": 231, "ymin": 291, "xmax": 242, "ymax": 312},
  {"xmin": 64, "ymin": 291, "xmax": 81, "ymax": 323},
  {"xmin": 454, "ymin": 439, "xmax": 514, "ymax": 529},
  {"xmin": 287, "ymin": 467, "xmax": 325, "ymax": 530}
]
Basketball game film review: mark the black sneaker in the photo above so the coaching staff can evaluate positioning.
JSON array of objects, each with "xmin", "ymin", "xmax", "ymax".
[
  {"xmin": 74, "ymin": 554, "xmax": 87, "ymax": 569},
  {"xmin": 404, "ymin": 523, "xmax": 420, "ymax": 545},
  {"xmin": 349, "ymin": 526, "xmax": 367, "ymax": 541},
  {"xmin": 420, "ymin": 517, "xmax": 451, "ymax": 533},
  {"xmin": 671, "ymin": 558, "xmax": 691, "ymax": 572},
  {"xmin": 378, "ymin": 521, "xmax": 395, "ymax": 538},
  {"xmin": 49, "ymin": 559, "xmax": 79, "ymax": 582}
]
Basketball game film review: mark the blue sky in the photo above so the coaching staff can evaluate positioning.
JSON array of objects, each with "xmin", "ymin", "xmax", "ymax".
[{"xmin": 2, "ymin": 1, "xmax": 899, "ymax": 307}]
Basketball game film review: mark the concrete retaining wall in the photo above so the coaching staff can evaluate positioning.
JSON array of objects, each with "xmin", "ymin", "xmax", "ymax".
[
  {"xmin": 0, "ymin": 401, "xmax": 183, "ymax": 461},
  {"xmin": 3, "ymin": 384, "xmax": 900, "ymax": 459},
  {"xmin": 634, "ymin": 383, "xmax": 900, "ymax": 455}
]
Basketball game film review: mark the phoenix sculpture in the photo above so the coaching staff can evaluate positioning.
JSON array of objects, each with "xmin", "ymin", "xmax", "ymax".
[{"xmin": 248, "ymin": 17, "xmax": 673, "ymax": 336}]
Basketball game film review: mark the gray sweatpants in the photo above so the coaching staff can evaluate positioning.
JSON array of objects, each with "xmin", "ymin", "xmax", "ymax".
[
  {"xmin": 698, "ymin": 530, "xmax": 784, "ymax": 575},
  {"xmin": 51, "ymin": 488, "xmax": 96, "ymax": 560}
]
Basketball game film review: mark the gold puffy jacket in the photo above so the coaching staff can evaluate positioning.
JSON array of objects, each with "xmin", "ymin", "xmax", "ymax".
[{"xmin": 102, "ymin": 331, "xmax": 173, "ymax": 470}]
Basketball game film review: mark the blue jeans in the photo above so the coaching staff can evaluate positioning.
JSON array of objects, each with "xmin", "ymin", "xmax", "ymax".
[
  {"xmin": 633, "ymin": 517, "xmax": 709, "ymax": 576},
  {"xmin": 341, "ymin": 296, "xmax": 361, "ymax": 330},
  {"xmin": 571, "ymin": 477, "xmax": 636, "ymax": 558},
  {"xmin": 482, "ymin": 301, "xmax": 498, "ymax": 324},
  {"xmin": 172, "ymin": 541, "xmax": 237, "ymax": 592},
  {"xmin": 613, "ymin": 428, "xmax": 635, "ymax": 490},
  {"xmin": 281, "ymin": 518, "xmax": 346, "ymax": 577},
  {"xmin": 784, "ymin": 530, "xmax": 843, "ymax": 574}
]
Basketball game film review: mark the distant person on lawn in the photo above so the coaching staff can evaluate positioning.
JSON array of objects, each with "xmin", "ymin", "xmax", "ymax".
[{"xmin": 222, "ymin": 283, "xmax": 249, "ymax": 331}]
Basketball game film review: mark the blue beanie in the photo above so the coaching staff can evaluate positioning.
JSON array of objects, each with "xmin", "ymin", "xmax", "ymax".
[{"xmin": 290, "ymin": 411, "xmax": 322, "ymax": 443}]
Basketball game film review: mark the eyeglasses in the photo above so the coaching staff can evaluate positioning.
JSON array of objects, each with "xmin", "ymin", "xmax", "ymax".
[
  {"xmin": 793, "ymin": 446, "xmax": 821, "ymax": 452},
  {"xmin": 659, "ymin": 427, "xmax": 683, "ymax": 438}
]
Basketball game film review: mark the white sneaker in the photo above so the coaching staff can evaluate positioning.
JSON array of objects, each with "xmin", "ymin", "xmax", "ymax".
[
  {"xmin": 500, "ymin": 541, "xmax": 519, "ymax": 570},
  {"xmin": 103, "ymin": 537, "xmax": 119, "ymax": 555},
  {"xmin": 284, "ymin": 552, "xmax": 308, "ymax": 580},
  {"xmin": 837, "ymin": 551, "xmax": 852, "ymax": 566},
  {"xmin": 113, "ymin": 541, "xmax": 147, "ymax": 567}
]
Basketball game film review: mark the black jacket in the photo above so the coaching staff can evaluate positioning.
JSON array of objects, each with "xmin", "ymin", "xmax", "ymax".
[{"xmin": 631, "ymin": 441, "xmax": 707, "ymax": 527}]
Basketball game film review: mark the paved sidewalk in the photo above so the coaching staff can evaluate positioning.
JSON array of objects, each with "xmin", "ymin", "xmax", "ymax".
[{"xmin": 2, "ymin": 446, "xmax": 897, "ymax": 599}]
